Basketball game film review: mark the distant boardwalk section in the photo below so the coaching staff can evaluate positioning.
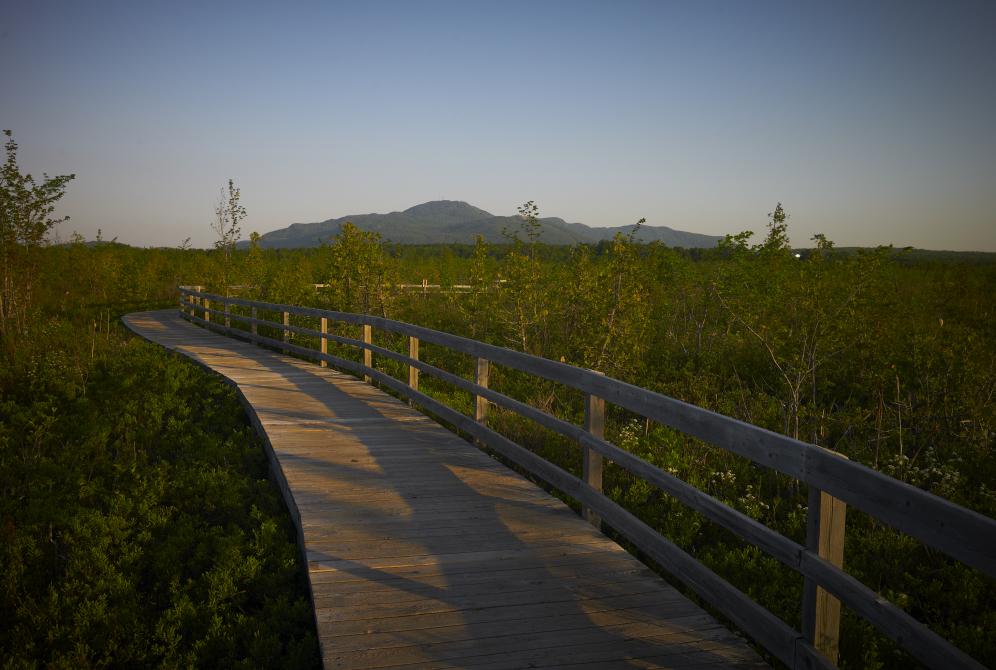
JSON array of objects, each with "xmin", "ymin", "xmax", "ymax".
[{"xmin": 124, "ymin": 310, "xmax": 766, "ymax": 670}]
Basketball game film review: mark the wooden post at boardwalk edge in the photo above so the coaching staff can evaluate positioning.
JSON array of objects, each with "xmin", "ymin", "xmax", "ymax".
[
  {"xmin": 362, "ymin": 324, "xmax": 372, "ymax": 383},
  {"xmin": 408, "ymin": 336, "xmax": 419, "ymax": 399},
  {"xmin": 474, "ymin": 358, "xmax": 490, "ymax": 423},
  {"xmin": 251, "ymin": 307, "xmax": 258, "ymax": 338},
  {"xmin": 802, "ymin": 453, "xmax": 848, "ymax": 666},
  {"xmin": 319, "ymin": 317, "xmax": 328, "ymax": 367},
  {"xmin": 204, "ymin": 297, "xmax": 211, "ymax": 323},
  {"xmin": 473, "ymin": 358, "xmax": 490, "ymax": 448},
  {"xmin": 224, "ymin": 300, "xmax": 231, "ymax": 331},
  {"xmin": 583, "ymin": 370, "xmax": 605, "ymax": 529},
  {"xmin": 282, "ymin": 311, "xmax": 290, "ymax": 354},
  {"xmin": 191, "ymin": 286, "xmax": 204, "ymax": 319}
]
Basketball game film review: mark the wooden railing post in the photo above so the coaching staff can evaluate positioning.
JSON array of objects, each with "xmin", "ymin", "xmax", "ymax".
[
  {"xmin": 224, "ymin": 300, "xmax": 231, "ymax": 330},
  {"xmin": 583, "ymin": 371, "xmax": 605, "ymax": 528},
  {"xmin": 408, "ymin": 336, "xmax": 419, "ymax": 395},
  {"xmin": 362, "ymin": 324, "xmax": 372, "ymax": 383},
  {"xmin": 282, "ymin": 311, "xmax": 290, "ymax": 354},
  {"xmin": 251, "ymin": 307, "xmax": 258, "ymax": 338},
  {"xmin": 802, "ymin": 463, "xmax": 848, "ymax": 665},
  {"xmin": 474, "ymin": 358, "xmax": 490, "ymax": 424},
  {"xmin": 320, "ymin": 317, "xmax": 328, "ymax": 368},
  {"xmin": 204, "ymin": 297, "xmax": 211, "ymax": 323}
]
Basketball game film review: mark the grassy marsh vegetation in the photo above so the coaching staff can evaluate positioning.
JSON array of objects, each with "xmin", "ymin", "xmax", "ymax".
[{"xmin": 1, "ymin": 202, "xmax": 993, "ymax": 668}]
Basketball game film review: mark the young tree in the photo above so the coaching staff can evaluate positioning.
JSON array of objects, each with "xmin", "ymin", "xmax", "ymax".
[
  {"xmin": 210, "ymin": 179, "xmax": 246, "ymax": 291},
  {"xmin": 495, "ymin": 202, "xmax": 548, "ymax": 354},
  {"xmin": 243, "ymin": 231, "xmax": 266, "ymax": 298},
  {"xmin": 211, "ymin": 179, "xmax": 246, "ymax": 255},
  {"xmin": 561, "ymin": 222, "xmax": 652, "ymax": 378},
  {"xmin": 0, "ymin": 130, "xmax": 75, "ymax": 336},
  {"xmin": 451, "ymin": 235, "xmax": 496, "ymax": 340},
  {"xmin": 325, "ymin": 222, "xmax": 397, "ymax": 315},
  {"xmin": 760, "ymin": 202, "xmax": 790, "ymax": 254}
]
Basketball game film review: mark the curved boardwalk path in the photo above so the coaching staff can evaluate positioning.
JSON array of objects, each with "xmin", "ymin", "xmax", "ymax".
[{"xmin": 125, "ymin": 310, "xmax": 766, "ymax": 670}]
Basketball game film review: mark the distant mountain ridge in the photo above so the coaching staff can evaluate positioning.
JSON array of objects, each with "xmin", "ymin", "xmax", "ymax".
[{"xmin": 245, "ymin": 200, "xmax": 723, "ymax": 248}]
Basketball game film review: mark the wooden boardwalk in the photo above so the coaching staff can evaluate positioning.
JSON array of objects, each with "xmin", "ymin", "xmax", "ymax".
[{"xmin": 124, "ymin": 310, "xmax": 766, "ymax": 670}]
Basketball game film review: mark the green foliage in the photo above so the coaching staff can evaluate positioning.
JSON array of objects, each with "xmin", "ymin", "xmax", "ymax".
[
  {"xmin": 3, "ymin": 195, "xmax": 993, "ymax": 669},
  {"xmin": 0, "ymin": 245, "xmax": 319, "ymax": 667},
  {"xmin": 0, "ymin": 130, "xmax": 75, "ymax": 336},
  {"xmin": 210, "ymin": 179, "xmax": 247, "ymax": 291},
  {"xmin": 323, "ymin": 222, "xmax": 397, "ymax": 315},
  {"xmin": 493, "ymin": 203, "xmax": 550, "ymax": 353}
]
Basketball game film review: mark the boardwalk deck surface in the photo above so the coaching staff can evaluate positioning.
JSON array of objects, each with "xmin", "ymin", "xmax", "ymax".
[{"xmin": 124, "ymin": 310, "xmax": 766, "ymax": 670}]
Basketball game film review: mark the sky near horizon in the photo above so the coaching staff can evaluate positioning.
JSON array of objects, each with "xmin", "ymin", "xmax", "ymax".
[{"xmin": 3, "ymin": 1, "xmax": 995, "ymax": 251}]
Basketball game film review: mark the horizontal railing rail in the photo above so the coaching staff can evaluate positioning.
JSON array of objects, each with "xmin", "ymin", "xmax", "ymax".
[{"xmin": 177, "ymin": 287, "xmax": 994, "ymax": 670}]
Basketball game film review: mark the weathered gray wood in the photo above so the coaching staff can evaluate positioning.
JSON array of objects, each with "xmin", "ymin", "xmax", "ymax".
[
  {"xmin": 408, "ymin": 335, "xmax": 419, "ymax": 393},
  {"xmin": 372, "ymin": 350, "xmax": 987, "ymax": 670},
  {"xmin": 362, "ymin": 324, "xmax": 372, "ymax": 383},
  {"xmin": 799, "ymin": 550, "xmax": 983, "ymax": 669},
  {"xmin": 188, "ymin": 297, "xmax": 996, "ymax": 574},
  {"xmin": 177, "ymin": 291, "xmax": 996, "ymax": 669},
  {"xmin": 475, "ymin": 357, "xmax": 489, "ymax": 423},
  {"xmin": 181, "ymin": 288, "xmax": 996, "ymax": 582},
  {"xmin": 282, "ymin": 310, "xmax": 290, "ymax": 353},
  {"xmin": 319, "ymin": 317, "xmax": 328, "ymax": 368},
  {"xmin": 352, "ymin": 371, "xmax": 807, "ymax": 668},
  {"xmin": 128, "ymin": 309, "xmax": 765, "ymax": 670},
  {"xmin": 583, "ymin": 370, "xmax": 605, "ymax": 529},
  {"xmin": 802, "ymin": 482, "xmax": 847, "ymax": 666}
]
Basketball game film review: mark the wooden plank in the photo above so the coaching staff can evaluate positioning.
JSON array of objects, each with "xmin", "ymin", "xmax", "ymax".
[
  {"xmin": 324, "ymin": 611, "xmax": 723, "ymax": 654},
  {"xmin": 282, "ymin": 310, "xmax": 290, "ymax": 353},
  {"xmin": 475, "ymin": 357, "xmax": 489, "ymax": 424},
  {"xmin": 583, "ymin": 370, "xmax": 605, "ymax": 528},
  {"xmin": 802, "ymin": 484, "xmax": 846, "ymax": 665},
  {"xmin": 362, "ymin": 324, "xmax": 372, "ymax": 383},
  {"xmin": 323, "ymin": 618, "xmax": 742, "ymax": 670},
  {"xmin": 320, "ymin": 316, "xmax": 328, "ymax": 368},
  {"xmin": 408, "ymin": 336, "xmax": 419, "ymax": 397}
]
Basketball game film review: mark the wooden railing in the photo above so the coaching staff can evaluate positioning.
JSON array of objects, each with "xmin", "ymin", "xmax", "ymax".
[{"xmin": 177, "ymin": 288, "xmax": 995, "ymax": 670}]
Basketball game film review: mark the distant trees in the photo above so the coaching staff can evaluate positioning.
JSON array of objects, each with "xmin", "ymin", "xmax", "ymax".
[{"xmin": 0, "ymin": 130, "xmax": 75, "ymax": 338}]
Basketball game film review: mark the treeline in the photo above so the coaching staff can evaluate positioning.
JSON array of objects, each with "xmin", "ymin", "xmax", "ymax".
[
  {"xmin": 1, "ymin": 200, "xmax": 993, "ymax": 666},
  {"xmin": 204, "ymin": 212, "xmax": 993, "ymax": 669}
]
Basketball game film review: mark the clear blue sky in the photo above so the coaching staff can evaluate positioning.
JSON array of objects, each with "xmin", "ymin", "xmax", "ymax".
[{"xmin": 3, "ymin": 0, "xmax": 994, "ymax": 250}]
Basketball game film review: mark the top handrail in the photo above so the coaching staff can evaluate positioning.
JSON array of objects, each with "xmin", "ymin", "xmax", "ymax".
[{"xmin": 177, "ymin": 287, "xmax": 994, "ymax": 670}]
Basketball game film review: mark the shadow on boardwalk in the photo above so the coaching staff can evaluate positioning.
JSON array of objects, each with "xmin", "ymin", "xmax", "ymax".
[{"xmin": 124, "ymin": 310, "xmax": 767, "ymax": 670}]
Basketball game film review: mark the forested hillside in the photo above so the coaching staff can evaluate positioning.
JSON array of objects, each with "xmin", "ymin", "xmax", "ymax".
[
  {"xmin": 2, "ymin": 202, "xmax": 993, "ymax": 667},
  {"xmin": 247, "ymin": 199, "xmax": 724, "ymax": 248}
]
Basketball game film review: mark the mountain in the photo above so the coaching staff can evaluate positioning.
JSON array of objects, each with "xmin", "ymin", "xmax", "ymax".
[{"xmin": 244, "ymin": 200, "xmax": 723, "ymax": 248}]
